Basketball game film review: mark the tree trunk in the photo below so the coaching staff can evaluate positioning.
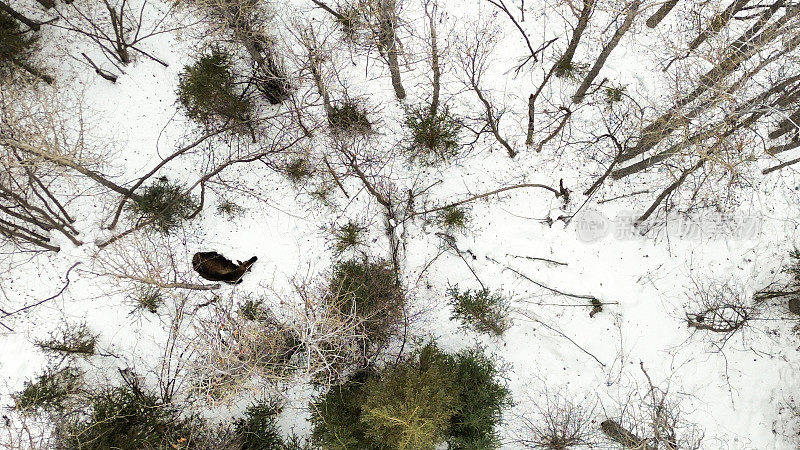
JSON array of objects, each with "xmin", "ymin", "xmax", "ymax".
[
  {"xmin": 572, "ymin": 0, "xmax": 641, "ymax": 104},
  {"xmin": 427, "ymin": 1, "xmax": 440, "ymax": 116},
  {"xmin": 646, "ymin": 0, "xmax": 679, "ymax": 28},
  {"xmin": 378, "ymin": 0, "xmax": 406, "ymax": 100},
  {"xmin": 767, "ymin": 138, "xmax": 800, "ymax": 156},
  {"xmin": 635, "ymin": 160, "xmax": 704, "ymax": 226},
  {"xmin": 525, "ymin": 93, "xmax": 535, "ymax": 146},
  {"xmin": 0, "ymin": 137, "xmax": 134, "ymax": 197},
  {"xmin": 557, "ymin": 0, "xmax": 596, "ymax": 69},
  {"xmin": 613, "ymin": 77, "xmax": 800, "ymax": 178},
  {"xmin": 769, "ymin": 109, "xmax": 800, "ymax": 139},
  {"xmin": 685, "ymin": 0, "xmax": 751, "ymax": 54},
  {"xmin": 623, "ymin": 7, "xmax": 800, "ymax": 163},
  {"xmin": 600, "ymin": 420, "xmax": 654, "ymax": 449}
]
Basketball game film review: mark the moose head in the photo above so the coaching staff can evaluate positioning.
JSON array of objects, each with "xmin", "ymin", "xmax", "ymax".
[{"xmin": 192, "ymin": 251, "xmax": 257, "ymax": 284}]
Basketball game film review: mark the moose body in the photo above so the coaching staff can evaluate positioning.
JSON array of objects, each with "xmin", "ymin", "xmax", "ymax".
[{"xmin": 192, "ymin": 251, "xmax": 257, "ymax": 284}]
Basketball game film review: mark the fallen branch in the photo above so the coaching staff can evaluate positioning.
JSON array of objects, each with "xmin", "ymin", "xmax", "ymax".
[
  {"xmin": 507, "ymin": 253, "xmax": 567, "ymax": 266},
  {"xmin": 488, "ymin": 256, "xmax": 599, "ymax": 301},
  {"xmin": 410, "ymin": 182, "xmax": 564, "ymax": 218},
  {"xmin": 514, "ymin": 307, "xmax": 606, "ymax": 368},
  {"xmin": 2, "ymin": 262, "xmax": 80, "ymax": 319}
]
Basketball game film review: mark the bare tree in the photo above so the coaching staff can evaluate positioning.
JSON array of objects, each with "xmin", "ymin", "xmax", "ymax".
[
  {"xmin": 457, "ymin": 23, "xmax": 517, "ymax": 157},
  {"xmin": 54, "ymin": 0, "xmax": 182, "ymax": 67},
  {"xmin": 0, "ymin": 81, "xmax": 131, "ymax": 251},
  {"xmin": 601, "ymin": 363, "xmax": 704, "ymax": 449}
]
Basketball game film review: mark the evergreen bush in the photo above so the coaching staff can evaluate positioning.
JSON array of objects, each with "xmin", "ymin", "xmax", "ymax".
[
  {"xmin": 310, "ymin": 344, "xmax": 511, "ymax": 450},
  {"xmin": 309, "ymin": 371, "xmax": 382, "ymax": 450},
  {"xmin": 133, "ymin": 287, "xmax": 164, "ymax": 314},
  {"xmin": 216, "ymin": 200, "xmax": 244, "ymax": 219},
  {"xmin": 35, "ymin": 323, "xmax": 98, "ymax": 357},
  {"xmin": 553, "ymin": 59, "xmax": 588, "ymax": 80},
  {"xmin": 329, "ymin": 258, "xmax": 404, "ymax": 350},
  {"xmin": 14, "ymin": 366, "xmax": 82, "ymax": 412},
  {"xmin": 605, "ymin": 86, "xmax": 625, "ymax": 104},
  {"xmin": 361, "ymin": 345, "xmax": 457, "ymax": 449},
  {"xmin": 404, "ymin": 105, "xmax": 462, "ymax": 164},
  {"xmin": 235, "ymin": 399, "xmax": 285, "ymax": 450},
  {"xmin": 0, "ymin": 11, "xmax": 49, "ymax": 82},
  {"xmin": 285, "ymin": 158, "xmax": 313, "ymax": 184},
  {"xmin": 438, "ymin": 206, "xmax": 470, "ymax": 232},
  {"xmin": 332, "ymin": 221, "xmax": 365, "ymax": 254},
  {"xmin": 129, "ymin": 176, "xmax": 197, "ymax": 233},
  {"xmin": 57, "ymin": 384, "xmax": 198, "ymax": 450},
  {"xmin": 447, "ymin": 348, "xmax": 512, "ymax": 449},
  {"xmin": 447, "ymin": 286, "xmax": 510, "ymax": 336},
  {"xmin": 178, "ymin": 48, "xmax": 252, "ymax": 126},
  {"xmin": 328, "ymin": 99, "xmax": 372, "ymax": 134}
]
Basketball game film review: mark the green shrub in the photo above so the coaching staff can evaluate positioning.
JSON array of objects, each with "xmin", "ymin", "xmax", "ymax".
[
  {"xmin": 447, "ymin": 286, "xmax": 510, "ymax": 336},
  {"xmin": 310, "ymin": 345, "xmax": 510, "ymax": 450},
  {"xmin": 235, "ymin": 399, "xmax": 284, "ymax": 450},
  {"xmin": 329, "ymin": 258, "xmax": 404, "ymax": 351},
  {"xmin": 0, "ymin": 11, "xmax": 49, "ymax": 82},
  {"xmin": 285, "ymin": 158, "xmax": 313, "ymax": 184},
  {"xmin": 178, "ymin": 48, "xmax": 252, "ymax": 125},
  {"xmin": 310, "ymin": 371, "xmax": 381, "ymax": 450},
  {"xmin": 332, "ymin": 221, "xmax": 365, "ymax": 254},
  {"xmin": 129, "ymin": 176, "xmax": 197, "ymax": 233},
  {"xmin": 133, "ymin": 287, "xmax": 164, "ymax": 314},
  {"xmin": 36, "ymin": 323, "xmax": 97, "ymax": 357},
  {"xmin": 362, "ymin": 345, "xmax": 458, "ymax": 449},
  {"xmin": 328, "ymin": 99, "xmax": 371, "ymax": 134},
  {"xmin": 239, "ymin": 297, "xmax": 271, "ymax": 322},
  {"xmin": 404, "ymin": 105, "xmax": 462, "ymax": 163},
  {"xmin": 447, "ymin": 348, "xmax": 512, "ymax": 449},
  {"xmin": 216, "ymin": 200, "xmax": 244, "ymax": 219},
  {"xmin": 57, "ymin": 384, "xmax": 197, "ymax": 450},
  {"xmin": 605, "ymin": 86, "xmax": 626, "ymax": 104},
  {"xmin": 14, "ymin": 366, "xmax": 82, "ymax": 412},
  {"xmin": 785, "ymin": 248, "xmax": 800, "ymax": 282},
  {"xmin": 438, "ymin": 206, "xmax": 469, "ymax": 232},
  {"xmin": 235, "ymin": 399, "xmax": 311, "ymax": 449},
  {"xmin": 553, "ymin": 58, "xmax": 588, "ymax": 80}
]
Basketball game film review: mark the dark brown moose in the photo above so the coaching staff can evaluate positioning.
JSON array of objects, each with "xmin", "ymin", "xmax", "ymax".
[{"xmin": 192, "ymin": 251, "xmax": 257, "ymax": 284}]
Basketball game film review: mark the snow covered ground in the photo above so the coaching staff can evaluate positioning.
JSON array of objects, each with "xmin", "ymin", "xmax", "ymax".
[{"xmin": 2, "ymin": 0, "xmax": 800, "ymax": 448}]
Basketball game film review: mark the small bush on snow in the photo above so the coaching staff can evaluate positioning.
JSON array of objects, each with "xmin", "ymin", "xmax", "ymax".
[
  {"xmin": 437, "ymin": 205, "xmax": 470, "ymax": 232},
  {"xmin": 35, "ymin": 322, "xmax": 98, "ymax": 357},
  {"xmin": 14, "ymin": 366, "xmax": 82, "ymax": 413},
  {"xmin": 178, "ymin": 48, "xmax": 252, "ymax": 126},
  {"xmin": 328, "ymin": 98, "xmax": 372, "ymax": 135},
  {"xmin": 332, "ymin": 221, "xmax": 366, "ymax": 254},
  {"xmin": 404, "ymin": 104, "xmax": 462, "ymax": 164},
  {"xmin": 129, "ymin": 176, "xmax": 197, "ymax": 233},
  {"xmin": 447, "ymin": 285, "xmax": 510, "ymax": 336}
]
